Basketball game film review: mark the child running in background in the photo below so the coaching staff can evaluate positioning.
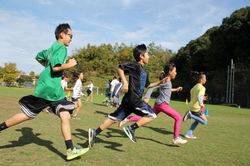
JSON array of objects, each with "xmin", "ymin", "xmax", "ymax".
[
  {"xmin": 103, "ymin": 79, "xmax": 112, "ymax": 106},
  {"xmin": 86, "ymin": 80, "xmax": 94, "ymax": 102},
  {"xmin": 0, "ymin": 23, "xmax": 88, "ymax": 160},
  {"xmin": 112, "ymin": 78, "xmax": 123, "ymax": 107},
  {"xmin": 88, "ymin": 44, "xmax": 168, "ymax": 147},
  {"xmin": 119, "ymin": 63, "xmax": 187, "ymax": 145},
  {"xmin": 183, "ymin": 71, "xmax": 208, "ymax": 139},
  {"xmin": 71, "ymin": 71, "xmax": 84, "ymax": 120},
  {"xmin": 61, "ymin": 74, "xmax": 73, "ymax": 99}
]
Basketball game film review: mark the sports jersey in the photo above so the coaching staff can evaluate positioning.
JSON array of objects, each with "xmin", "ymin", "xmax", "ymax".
[
  {"xmin": 87, "ymin": 83, "xmax": 94, "ymax": 92},
  {"xmin": 61, "ymin": 80, "xmax": 68, "ymax": 90},
  {"xmin": 144, "ymin": 81, "xmax": 172, "ymax": 105},
  {"xmin": 189, "ymin": 83, "xmax": 206, "ymax": 112},
  {"xmin": 113, "ymin": 82, "xmax": 123, "ymax": 98},
  {"xmin": 119, "ymin": 62, "xmax": 150, "ymax": 108},
  {"xmin": 34, "ymin": 41, "xmax": 67, "ymax": 101},
  {"xmin": 110, "ymin": 79, "xmax": 119, "ymax": 92},
  {"xmin": 72, "ymin": 79, "xmax": 83, "ymax": 98}
]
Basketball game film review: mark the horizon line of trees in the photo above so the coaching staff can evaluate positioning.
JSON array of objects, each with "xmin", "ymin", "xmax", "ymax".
[{"xmin": 1, "ymin": 6, "xmax": 249, "ymax": 107}]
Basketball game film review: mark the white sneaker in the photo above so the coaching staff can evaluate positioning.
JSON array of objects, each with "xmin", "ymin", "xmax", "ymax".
[
  {"xmin": 118, "ymin": 117, "xmax": 129, "ymax": 128},
  {"xmin": 172, "ymin": 137, "xmax": 188, "ymax": 145}
]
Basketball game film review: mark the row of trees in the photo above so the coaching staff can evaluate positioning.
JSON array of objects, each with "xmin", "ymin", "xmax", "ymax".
[
  {"xmin": 68, "ymin": 6, "xmax": 249, "ymax": 107},
  {"xmin": 170, "ymin": 6, "xmax": 250, "ymax": 107},
  {"xmin": 0, "ymin": 63, "xmax": 37, "ymax": 87},
  {"xmin": 2, "ymin": 7, "xmax": 249, "ymax": 107}
]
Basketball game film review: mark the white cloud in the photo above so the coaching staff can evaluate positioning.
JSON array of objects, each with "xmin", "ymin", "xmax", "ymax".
[
  {"xmin": 157, "ymin": 41, "xmax": 184, "ymax": 52},
  {"xmin": 35, "ymin": 0, "xmax": 53, "ymax": 5},
  {"xmin": 122, "ymin": 0, "xmax": 132, "ymax": 8},
  {"xmin": 0, "ymin": 10, "xmax": 54, "ymax": 74},
  {"xmin": 122, "ymin": 27, "xmax": 151, "ymax": 41}
]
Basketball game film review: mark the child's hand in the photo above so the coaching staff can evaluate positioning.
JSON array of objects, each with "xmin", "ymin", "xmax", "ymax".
[
  {"xmin": 68, "ymin": 58, "xmax": 77, "ymax": 67},
  {"xmin": 144, "ymin": 98, "xmax": 149, "ymax": 103},
  {"xmin": 122, "ymin": 82, "xmax": 128, "ymax": 93},
  {"xmin": 177, "ymin": 87, "xmax": 183, "ymax": 92}
]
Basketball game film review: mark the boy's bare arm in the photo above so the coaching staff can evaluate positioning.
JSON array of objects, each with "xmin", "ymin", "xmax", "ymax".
[
  {"xmin": 118, "ymin": 68, "xmax": 128, "ymax": 93},
  {"xmin": 36, "ymin": 58, "xmax": 45, "ymax": 67},
  {"xmin": 52, "ymin": 58, "xmax": 77, "ymax": 72}
]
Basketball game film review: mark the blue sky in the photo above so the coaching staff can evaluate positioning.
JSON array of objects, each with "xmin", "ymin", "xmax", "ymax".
[{"xmin": 0, "ymin": 0, "xmax": 249, "ymax": 74}]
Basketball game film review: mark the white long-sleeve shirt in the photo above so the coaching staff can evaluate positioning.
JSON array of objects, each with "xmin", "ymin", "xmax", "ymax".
[{"xmin": 72, "ymin": 79, "xmax": 83, "ymax": 98}]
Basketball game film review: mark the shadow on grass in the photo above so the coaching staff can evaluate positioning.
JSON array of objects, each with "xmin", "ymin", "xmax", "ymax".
[
  {"xmin": 73, "ymin": 128, "xmax": 124, "ymax": 152},
  {"xmin": 0, "ymin": 127, "xmax": 66, "ymax": 160},
  {"xmin": 94, "ymin": 110, "xmax": 109, "ymax": 116},
  {"xmin": 73, "ymin": 126, "xmax": 180, "ymax": 151},
  {"xmin": 92, "ymin": 102, "xmax": 108, "ymax": 107},
  {"xmin": 142, "ymin": 126, "xmax": 185, "ymax": 138}
]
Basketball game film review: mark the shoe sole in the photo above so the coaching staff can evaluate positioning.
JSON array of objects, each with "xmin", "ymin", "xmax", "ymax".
[
  {"xmin": 88, "ymin": 128, "xmax": 94, "ymax": 148},
  {"xmin": 172, "ymin": 142, "xmax": 188, "ymax": 145},
  {"xmin": 185, "ymin": 135, "xmax": 197, "ymax": 139},
  {"xmin": 66, "ymin": 148, "xmax": 89, "ymax": 160},
  {"xmin": 183, "ymin": 111, "xmax": 190, "ymax": 122},
  {"xmin": 123, "ymin": 127, "xmax": 136, "ymax": 143}
]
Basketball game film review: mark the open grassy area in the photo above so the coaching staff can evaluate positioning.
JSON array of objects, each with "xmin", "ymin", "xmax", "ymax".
[{"xmin": 0, "ymin": 87, "xmax": 250, "ymax": 166}]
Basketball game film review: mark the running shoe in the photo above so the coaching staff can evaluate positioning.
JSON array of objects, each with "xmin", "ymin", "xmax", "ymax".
[
  {"xmin": 185, "ymin": 133, "xmax": 197, "ymax": 139},
  {"xmin": 66, "ymin": 147, "xmax": 89, "ymax": 161},
  {"xmin": 72, "ymin": 116, "xmax": 80, "ymax": 120},
  {"xmin": 172, "ymin": 137, "xmax": 188, "ymax": 145},
  {"xmin": 88, "ymin": 128, "xmax": 96, "ymax": 148},
  {"xmin": 183, "ymin": 111, "xmax": 191, "ymax": 121},
  {"xmin": 123, "ymin": 126, "xmax": 136, "ymax": 143},
  {"xmin": 118, "ymin": 118, "xmax": 129, "ymax": 128}
]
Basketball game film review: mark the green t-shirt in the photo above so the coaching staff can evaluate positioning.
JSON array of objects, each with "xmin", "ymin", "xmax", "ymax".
[{"xmin": 33, "ymin": 41, "xmax": 67, "ymax": 101}]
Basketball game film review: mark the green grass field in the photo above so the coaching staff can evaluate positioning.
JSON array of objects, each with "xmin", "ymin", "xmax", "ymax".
[{"xmin": 0, "ymin": 87, "xmax": 250, "ymax": 166}]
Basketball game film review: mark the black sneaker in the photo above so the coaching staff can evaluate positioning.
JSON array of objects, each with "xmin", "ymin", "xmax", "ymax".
[
  {"xmin": 88, "ymin": 128, "xmax": 96, "ymax": 148},
  {"xmin": 123, "ymin": 126, "xmax": 136, "ymax": 143}
]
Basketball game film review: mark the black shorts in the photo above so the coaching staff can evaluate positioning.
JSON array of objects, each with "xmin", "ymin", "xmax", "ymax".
[
  {"xmin": 108, "ymin": 102, "xmax": 157, "ymax": 121},
  {"xmin": 87, "ymin": 89, "xmax": 92, "ymax": 96},
  {"xmin": 19, "ymin": 95, "xmax": 75, "ymax": 118}
]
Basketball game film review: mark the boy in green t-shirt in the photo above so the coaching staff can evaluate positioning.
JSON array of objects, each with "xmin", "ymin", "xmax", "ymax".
[{"xmin": 0, "ymin": 23, "xmax": 89, "ymax": 160}]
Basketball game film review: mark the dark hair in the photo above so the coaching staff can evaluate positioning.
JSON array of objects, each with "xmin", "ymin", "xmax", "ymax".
[
  {"xmin": 62, "ymin": 74, "xmax": 69, "ymax": 79},
  {"xmin": 113, "ymin": 76, "xmax": 117, "ymax": 79},
  {"xmin": 191, "ymin": 71, "xmax": 205, "ymax": 83},
  {"xmin": 133, "ymin": 44, "xmax": 147, "ymax": 62},
  {"xmin": 109, "ymin": 79, "xmax": 112, "ymax": 83},
  {"xmin": 72, "ymin": 71, "xmax": 82, "ymax": 80},
  {"xmin": 159, "ymin": 63, "xmax": 176, "ymax": 80},
  {"xmin": 55, "ymin": 23, "xmax": 71, "ymax": 40}
]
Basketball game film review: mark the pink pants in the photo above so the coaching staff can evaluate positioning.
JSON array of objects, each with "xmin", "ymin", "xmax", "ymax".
[{"xmin": 128, "ymin": 102, "xmax": 182, "ymax": 138}]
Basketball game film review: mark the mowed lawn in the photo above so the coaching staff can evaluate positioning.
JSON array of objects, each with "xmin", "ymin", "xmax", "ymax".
[{"xmin": 0, "ymin": 87, "xmax": 250, "ymax": 166}]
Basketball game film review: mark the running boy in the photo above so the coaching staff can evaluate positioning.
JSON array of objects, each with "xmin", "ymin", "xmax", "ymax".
[
  {"xmin": 88, "ymin": 44, "xmax": 167, "ymax": 147},
  {"xmin": 183, "ymin": 71, "xmax": 208, "ymax": 139},
  {"xmin": 119, "ymin": 63, "xmax": 187, "ymax": 145},
  {"xmin": 0, "ymin": 23, "xmax": 89, "ymax": 160}
]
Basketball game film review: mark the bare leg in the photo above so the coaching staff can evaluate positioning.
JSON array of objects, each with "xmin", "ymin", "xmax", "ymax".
[
  {"xmin": 60, "ymin": 110, "xmax": 71, "ymax": 140},
  {"xmin": 5, "ymin": 112, "xmax": 31, "ymax": 127},
  {"xmin": 100, "ymin": 118, "xmax": 116, "ymax": 130},
  {"xmin": 73, "ymin": 99, "xmax": 81, "ymax": 117},
  {"xmin": 136, "ymin": 117, "xmax": 154, "ymax": 127}
]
